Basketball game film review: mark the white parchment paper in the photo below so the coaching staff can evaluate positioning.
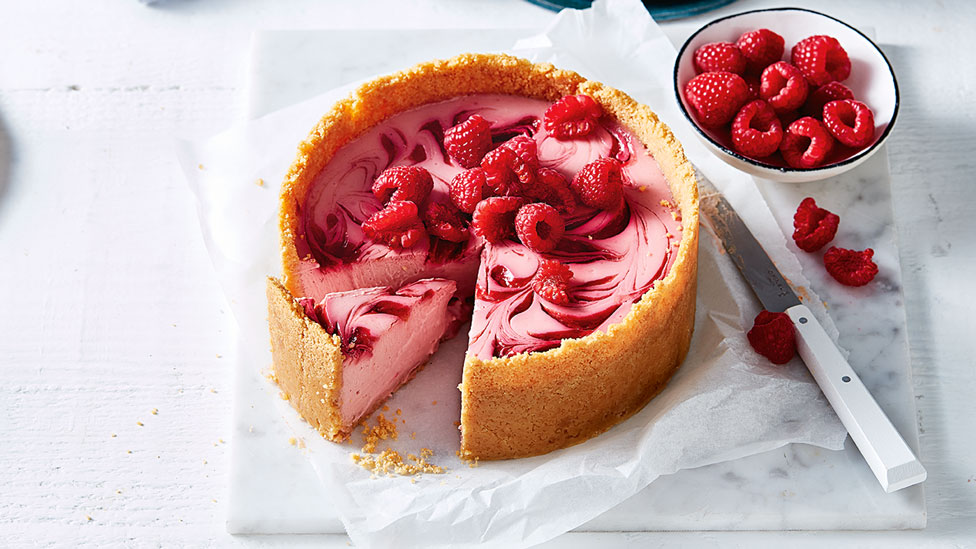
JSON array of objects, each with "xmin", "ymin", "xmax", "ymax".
[{"xmin": 178, "ymin": 1, "xmax": 847, "ymax": 546}]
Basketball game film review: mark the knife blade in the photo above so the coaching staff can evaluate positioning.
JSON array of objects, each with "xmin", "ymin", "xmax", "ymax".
[{"xmin": 698, "ymin": 176, "xmax": 926, "ymax": 493}]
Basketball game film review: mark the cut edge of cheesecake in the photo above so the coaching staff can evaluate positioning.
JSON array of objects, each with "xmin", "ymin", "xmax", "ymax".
[{"xmin": 269, "ymin": 53, "xmax": 700, "ymax": 460}]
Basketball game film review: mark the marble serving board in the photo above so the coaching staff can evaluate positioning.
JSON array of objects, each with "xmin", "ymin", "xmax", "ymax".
[{"xmin": 226, "ymin": 28, "xmax": 925, "ymax": 534}]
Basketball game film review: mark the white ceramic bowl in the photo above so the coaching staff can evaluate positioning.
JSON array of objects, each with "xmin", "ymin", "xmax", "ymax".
[{"xmin": 674, "ymin": 8, "xmax": 899, "ymax": 183}]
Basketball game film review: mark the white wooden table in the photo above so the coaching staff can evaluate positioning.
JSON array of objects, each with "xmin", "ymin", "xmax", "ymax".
[{"xmin": 2, "ymin": 1, "xmax": 974, "ymax": 547}]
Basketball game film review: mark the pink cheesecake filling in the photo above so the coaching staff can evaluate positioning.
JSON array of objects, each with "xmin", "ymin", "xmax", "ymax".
[
  {"xmin": 469, "ymin": 186, "xmax": 679, "ymax": 359},
  {"xmin": 300, "ymin": 278, "xmax": 457, "ymax": 425},
  {"xmin": 296, "ymin": 94, "xmax": 683, "ymax": 360}
]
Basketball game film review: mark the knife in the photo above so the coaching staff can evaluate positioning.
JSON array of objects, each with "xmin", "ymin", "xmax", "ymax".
[{"xmin": 698, "ymin": 177, "xmax": 926, "ymax": 493}]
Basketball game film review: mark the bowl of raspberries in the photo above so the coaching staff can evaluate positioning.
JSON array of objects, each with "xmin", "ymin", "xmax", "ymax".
[{"xmin": 674, "ymin": 8, "xmax": 898, "ymax": 182}]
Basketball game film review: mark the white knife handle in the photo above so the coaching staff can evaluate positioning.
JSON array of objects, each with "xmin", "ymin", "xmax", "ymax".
[{"xmin": 785, "ymin": 304, "xmax": 926, "ymax": 493}]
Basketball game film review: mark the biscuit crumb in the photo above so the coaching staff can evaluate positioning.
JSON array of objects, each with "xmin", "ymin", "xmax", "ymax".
[
  {"xmin": 395, "ymin": 409, "xmax": 402, "ymax": 416},
  {"xmin": 360, "ymin": 414, "xmax": 398, "ymax": 453},
  {"xmin": 216, "ymin": 354, "xmax": 222, "ymax": 359},
  {"xmin": 457, "ymin": 451, "xmax": 480, "ymax": 468},
  {"xmin": 136, "ymin": 421, "xmax": 144, "ymax": 427},
  {"xmin": 382, "ymin": 405, "xmax": 390, "ymax": 412},
  {"xmin": 288, "ymin": 437, "xmax": 297, "ymax": 446},
  {"xmin": 638, "ymin": 185, "xmax": 647, "ymax": 192},
  {"xmin": 111, "ymin": 433, "xmax": 117, "ymax": 438},
  {"xmin": 197, "ymin": 164, "xmax": 204, "ymax": 170},
  {"xmin": 150, "ymin": 408, "xmax": 158, "ymax": 415},
  {"xmin": 352, "ymin": 414, "xmax": 444, "ymax": 477},
  {"xmin": 256, "ymin": 178, "xmax": 265, "ymax": 187},
  {"xmin": 86, "ymin": 515, "xmax": 93, "ymax": 522},
  {"xmin": 279, "ymin": 391, "xmax": 290, "ymax": 401},
  {"xmin": 431, "ymin": 400, "xmax": 437, "ymax": 406}
]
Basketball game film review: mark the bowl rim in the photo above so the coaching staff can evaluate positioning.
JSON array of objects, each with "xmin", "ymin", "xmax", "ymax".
[{"xmin": 672, "ymin": 6, "xmax": 900, "ymax": 174}]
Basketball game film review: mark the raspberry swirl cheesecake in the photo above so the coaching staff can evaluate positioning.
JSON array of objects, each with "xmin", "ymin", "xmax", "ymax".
[{"xmin": 267, "ymin": 54, "xmax": 699, "ymax": 460}]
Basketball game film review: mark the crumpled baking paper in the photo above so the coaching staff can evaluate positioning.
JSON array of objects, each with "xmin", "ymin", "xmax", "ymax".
[{"xmin": 177, "ymin": 0, "xmax": 847, "ymax": 547}]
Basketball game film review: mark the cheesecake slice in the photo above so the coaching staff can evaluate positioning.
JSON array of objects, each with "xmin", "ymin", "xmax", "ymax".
[{"xmin": 267, "ymin": 277, "xmax": 457, "ymax": 440}]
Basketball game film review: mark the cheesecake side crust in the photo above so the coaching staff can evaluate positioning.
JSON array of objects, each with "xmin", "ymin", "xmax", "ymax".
[
  {"xmin": 271, "ymin": 53, "xmax": 699, "ymax": 459},
  {"xmin": 266, "ymin": 276, "xmax": 346, "ymax": 441}
]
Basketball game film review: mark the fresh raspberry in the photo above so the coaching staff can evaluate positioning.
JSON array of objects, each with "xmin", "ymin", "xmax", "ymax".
[
  {"xmin": 824, "ymin": 247, "xmax": 878, "ymax": 286},
  {"xmin": 792, "ymin": 197, "xmax": 840, "ymax": 252},
  {"xmin": 760, "ymin": 62, "xmax": 809, "ymax": 113},
  {"xmin": 779, "ymin": 117, "xmax": 835, "ymax": 169},
  {"xmin": 533, "ymin": 259, "xmax": 573, "ymax": 305},
  {"xmin": 747, "ymin": 310, "xmax": 796, "ymax": 365},
  {"xmin": 684, "ymin": 71, "xmax": 751, "ymax": 127},
  {"xmin": 693, "ymin": 42, "xmax": 747, "ymax": 75},
  {"xmin": 450, "ymin": 167, "xmax": 488, "ymax": 214},
  {"xmin": 471, "ymin": 196, "xmax": 523, "ymax": 243},
  {"xmin": 822, "ymin": 99, "xmax": 875, "ymax": 148},
  {"xmin": 481, "ymin": 147, "xmax": 518, "ymax": 196},
  {"xmin": 423, "ymin": 201, "xmax": 469, "ymax": 243},
  {"xmin": 361, "ymin": 200, "xmax": 427, "ymax": 249},
  {"xmin": 502, "ymin": 135, "xmax": 540, "ymax": 185},
  {"xmin": 791, "ymin": 35, "xmax": 851, "ymax": 86},
  {"xmin": 515, "ymin": 203, "xmax": 565, "ymax": 253},
  {"xmin": 544, "ymin": 95, "xmax": 603, "ymax": 140},
  {"xmin": 571, "ymin": 157, "xmax": 625, "ymax": 211},
  {"xmin": 524, "ymin": 167, "xmax": 577, "ymax": 214},
  {"xmin": 804, "ymin": 81, "xmax": 854, "ymax": 117},
  {"xmin": 731, "ymin": 99, "xmax": 783, "ymax": 158},
  {"xmin": 481, "ymin": 136, "xmax": 539, "ymax": 196},
  {"xmin": 371, "ymin": 166, "xmax": 433, "ymax": 205},
  {"xmin": 443, "ymin": 114, "xmax": 493, "ymax": 169},
  {"xmin": 736, "ymin": 28, "xmax": 785, "ymax": 74}
]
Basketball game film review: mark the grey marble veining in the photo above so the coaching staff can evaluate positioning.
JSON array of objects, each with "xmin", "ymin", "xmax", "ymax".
[{"xmin": 226, "ymin": 28, "xmax": 924, "ymax": 534}]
